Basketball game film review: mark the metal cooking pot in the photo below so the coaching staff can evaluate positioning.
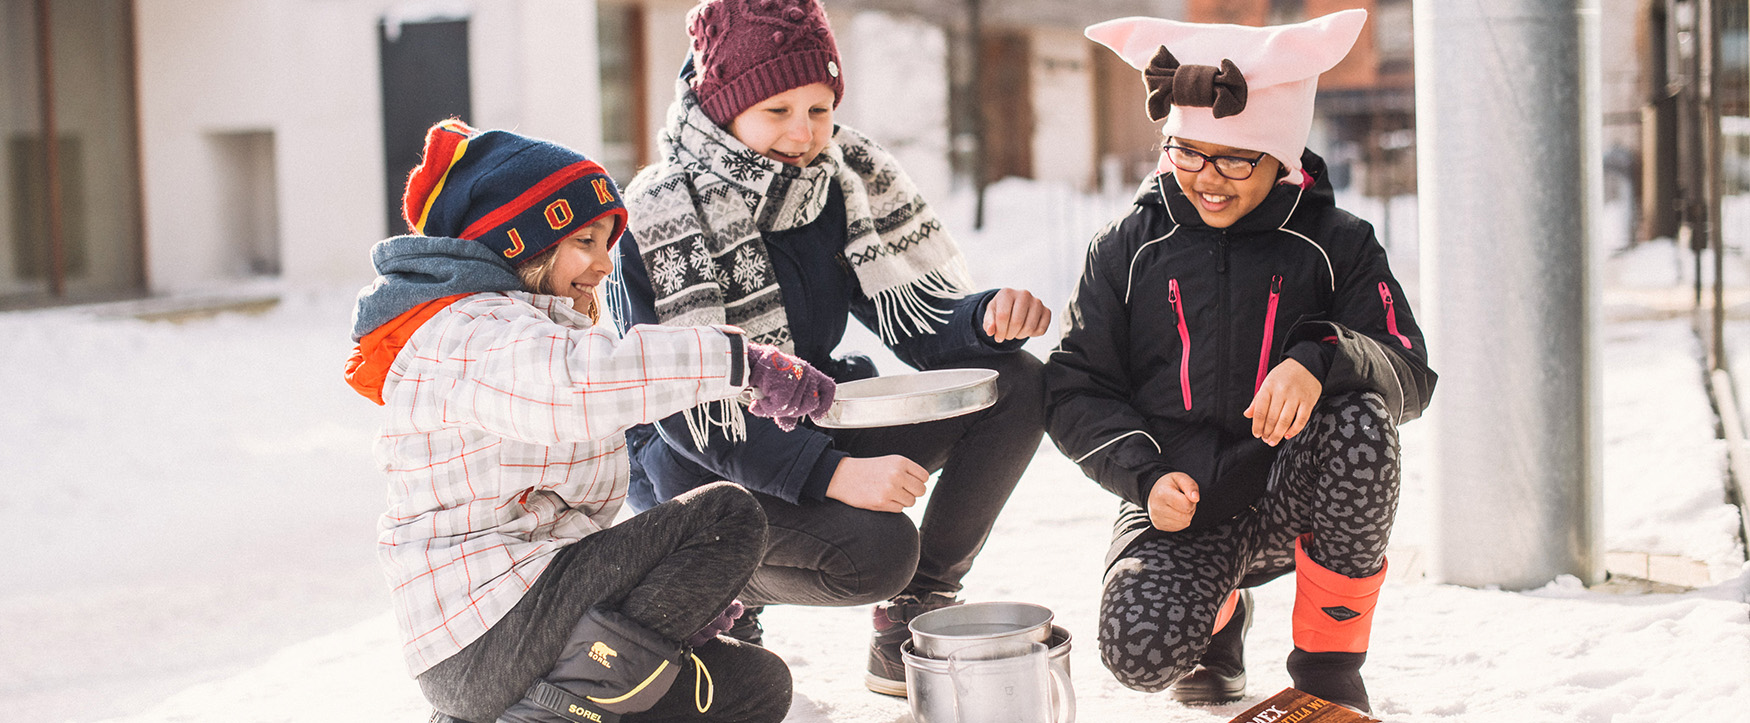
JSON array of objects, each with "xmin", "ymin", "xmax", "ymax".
[
  {"xmin": 908, "ymin": 601, "xmax": 1054, "ymax": 660},
  {"xmin": 812, "ymin": 368, "xmax": 999, "ymax": 429}
]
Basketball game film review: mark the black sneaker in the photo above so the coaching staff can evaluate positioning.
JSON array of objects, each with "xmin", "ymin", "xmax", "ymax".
[
  {"xmin": 1172, "ymin": 589, "xmax": 1253, "ymax": 705},
  {"xmin": 865, "ymin": 592, "xmax": 960, "ymax": 697},
  {"xmin": 725, "ymin": 604, "xmax": 764, "ymax": 647}
]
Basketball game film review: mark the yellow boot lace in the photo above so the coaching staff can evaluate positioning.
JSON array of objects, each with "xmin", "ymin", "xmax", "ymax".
[{"xmin": 691, "ymin": 651, "xmax": 715, "ymax": 713}]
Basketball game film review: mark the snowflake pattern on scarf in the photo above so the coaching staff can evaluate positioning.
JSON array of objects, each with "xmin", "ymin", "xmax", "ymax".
[
  {"xmin": 731, "ymin": 246, "xmax": 768, "ymax": 293},
  {"xmin": 650, "ymin": 246, "xmax": 688, "ymax": 295},
  {"xmin": 689, "ymin": 246, "xmax": 718, "ymax": 281},
  {"xmin": 721, "ymin": 148, "xmax": 769, "ymax": 183}
]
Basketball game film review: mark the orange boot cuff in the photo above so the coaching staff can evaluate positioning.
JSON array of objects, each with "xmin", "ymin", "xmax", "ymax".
[
  {"xmin": 1291, "ymin": 534, "xmax": 1386, "ymax": 653},
  {"xmin": 1212, "ymin": 589, "xmax": 1242, "ymax": 634}
]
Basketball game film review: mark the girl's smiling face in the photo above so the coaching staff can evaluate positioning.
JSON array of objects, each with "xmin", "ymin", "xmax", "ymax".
[
  {"xmin": 544, "ymin": 217, "xmax": 617, "ymax": 310},
  {"xmin": 1166, "ymin": 136, "xmax": 1282, "ymax": 229},
  {"xmin": 726, "ymin": 83, "xmax": 836, "ymax": 167}
]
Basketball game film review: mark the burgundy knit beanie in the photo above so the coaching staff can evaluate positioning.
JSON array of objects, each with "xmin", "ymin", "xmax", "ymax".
[{"xmin": 688, "ymin": 0, "xmax": 844, "ymax": 127}]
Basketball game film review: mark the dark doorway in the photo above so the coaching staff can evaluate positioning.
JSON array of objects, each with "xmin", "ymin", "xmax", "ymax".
[
  {"xmin": 379, "ymin": 19, "xmax": 471, "ymax": 236},
  {"xmin": 979, "ymin": 30, "xmax": 1034, "ymax": 183}
]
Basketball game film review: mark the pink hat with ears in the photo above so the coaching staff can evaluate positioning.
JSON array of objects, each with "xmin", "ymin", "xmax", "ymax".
[{"xmin": 1086, "ymin": 9, "xmax": 1367, "ymax": 187}]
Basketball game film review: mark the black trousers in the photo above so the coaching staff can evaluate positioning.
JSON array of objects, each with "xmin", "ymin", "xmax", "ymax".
[
  {"xmin": 738, "ymin": 351, "xmax": 1046, "ymax": 607},
  {"xmin": 1098, "ymin": 392, "xmax": 1402, "ymax": 692},
  {"xmin": 417, "ymin": 483, "xmax": 790, "ymax": 723}
]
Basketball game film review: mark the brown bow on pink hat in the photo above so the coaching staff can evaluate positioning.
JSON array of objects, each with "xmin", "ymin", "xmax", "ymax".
[{"xmin": 1086, "ymin": 9, "xmax": 1367, "ymax": 186}]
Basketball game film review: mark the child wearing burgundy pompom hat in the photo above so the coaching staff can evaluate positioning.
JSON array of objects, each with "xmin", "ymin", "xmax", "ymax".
[
  {"xmin": 613, "ymin": 0, "xmax": 1055, "ymax": 698},
  {"xmin": 346, "ymin": 118, "xmax": 835, "ymax": 723},
  {"xmin": 1044, "ymin": 10, "xmax": 1437, "ymax": 714}
]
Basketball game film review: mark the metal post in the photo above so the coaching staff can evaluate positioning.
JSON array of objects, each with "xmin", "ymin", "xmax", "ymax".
[
  {"xmin": 968, "ymin": 0, "xmax": 987, "ymax": 230},
  {"xmin": 1700, "ymin": 0, "xmax": 1724, "ymax": 369},
  {"xmin": 1640, "ymin": 3, "xmax": 1681, "ymax": 243},
  {"xmin": 35, "ymin": 0, "xmax": 65, "ymax": 297},
  {"xmin": 1414, "ymin": 0, "xmax": 1605, "ymax": 588},
  {"xmin": 1673, "ymin": 0, "xmax": 1704, "ymax": 307}
]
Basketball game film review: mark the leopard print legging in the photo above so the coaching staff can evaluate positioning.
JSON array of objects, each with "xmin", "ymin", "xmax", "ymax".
[{"xmin": 1099, "ymin": 391, "xmax": 1401, "ymax": 692}]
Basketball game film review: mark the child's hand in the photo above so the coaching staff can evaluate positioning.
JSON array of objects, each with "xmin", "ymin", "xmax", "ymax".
[
  {"xmin": 825, "ymin": 455, "xmax": 929, "ymax": 512},
  {"xmin": 746, "ymin": 344, "xmax": 836, "ymax": 430},
  {"xmin": 1244, "ymin": 358, "xmax": 1322, "ymax": 446},
  {"xmin": 1148, "ymin": 472, "xmax": 1200, "ymax": 531},
  {"xmin": 982, "ymin": 288, "xmax": 1052, "ymax": 343},
  {"xmin": 685, "ymin": 600, "xmax": 746, "ymax": 648}
]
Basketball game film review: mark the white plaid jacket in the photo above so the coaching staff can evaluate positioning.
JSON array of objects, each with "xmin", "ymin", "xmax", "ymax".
[{"xmin": 372, "ymin": 291, "xmax": 746, "ymax": 674}]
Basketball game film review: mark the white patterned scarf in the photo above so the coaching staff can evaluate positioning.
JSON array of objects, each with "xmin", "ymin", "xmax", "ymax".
[
  {"xmin": 625, "ymin": 82, "xmax": 974, "ymax": 352},
  {"xmin": 623, "ymin": 82, "xmax": 975, "ymax": 444}
]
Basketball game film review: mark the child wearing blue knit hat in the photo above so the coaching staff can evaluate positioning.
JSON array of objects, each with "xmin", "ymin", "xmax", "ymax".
[{"xmin": 347, "ymin": 119, "xmax": 830, "ymax": 723}]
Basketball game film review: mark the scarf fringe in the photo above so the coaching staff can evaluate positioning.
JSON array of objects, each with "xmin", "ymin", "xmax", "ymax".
[
  {"xmin": 683, "ymin": 399, "xmax": 748, "ymax": 450},
  {"xmin": 871, "ymin": 267, "xmax": 973, "ymax": 345}
]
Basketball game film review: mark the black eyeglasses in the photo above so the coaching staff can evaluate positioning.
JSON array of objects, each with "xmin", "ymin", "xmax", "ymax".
[{"xmin": 1162, "ymin": 144, "xmax": 1268, "ymax": 181}]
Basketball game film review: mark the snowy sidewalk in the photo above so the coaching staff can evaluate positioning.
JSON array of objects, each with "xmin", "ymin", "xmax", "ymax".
[
  {"xmin": 77, "ymin": 380, "xmax": 1750, "ymax": 723},
  {"xmin": 2, "ymin": 194, "xmax": 1746, "ymax": 721},
  {"xmin": 86, "ymin": 442, "xmax": 1750, "ymax": 723}
]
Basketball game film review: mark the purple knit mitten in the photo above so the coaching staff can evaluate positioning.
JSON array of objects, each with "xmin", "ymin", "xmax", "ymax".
[
  {"xmin": 686, "ymin": 600, "xmax": 746, "ymax": 648},
  {"xmin": 746, "ymin": 343, "xmax": 836, "ymax": 431}
]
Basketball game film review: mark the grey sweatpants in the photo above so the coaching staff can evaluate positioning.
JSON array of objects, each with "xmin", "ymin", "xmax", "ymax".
[
  {"xmin": 1099, "ymin": 391, "xmax": 1402, "ymax": 692},
  {"xmin": 417, "ymin": 482, "xmax": 789, "ymax": 723}
]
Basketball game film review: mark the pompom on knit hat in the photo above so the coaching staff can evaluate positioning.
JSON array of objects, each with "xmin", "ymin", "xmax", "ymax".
[
  {"xmin": 687, "ymin": 0, "xmax": 844, "ymax": 127},
  {"xmin": 402, "ymin": 119, "xmax": 628, "ymax": 265},
  {"xmin": 1085, "ymin": 9, "xmax": 1367, "ymax": 187}
]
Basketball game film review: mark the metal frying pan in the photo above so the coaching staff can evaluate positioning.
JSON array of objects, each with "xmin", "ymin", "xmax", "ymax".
[{"xmin": 811, "ymin": 368, "xmax": 999, "ymax": 429}]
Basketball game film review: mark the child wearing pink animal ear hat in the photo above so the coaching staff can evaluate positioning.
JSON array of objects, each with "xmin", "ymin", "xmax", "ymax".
[{"xmin": 1043, "ymin": 8, "xmax": 1437, "ymax": 714}]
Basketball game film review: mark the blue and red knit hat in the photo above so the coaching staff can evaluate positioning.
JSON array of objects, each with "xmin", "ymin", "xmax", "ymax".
[{"xmin": 402, "ymin": 119, "xmax": 628, "ymax": 265}]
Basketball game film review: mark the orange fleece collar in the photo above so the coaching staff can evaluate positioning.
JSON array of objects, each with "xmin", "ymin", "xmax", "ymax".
[{"xmin": 344, "ymin": 294, "xmax": 471, "ymax": 405}]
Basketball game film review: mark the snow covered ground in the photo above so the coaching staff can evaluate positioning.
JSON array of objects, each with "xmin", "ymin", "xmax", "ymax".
[{"xmin": 3, "ymin": 185, "xmax": 1747, "ymax": 723}]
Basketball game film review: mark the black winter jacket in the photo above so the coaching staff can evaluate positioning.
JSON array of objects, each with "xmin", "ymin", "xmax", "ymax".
[
  {"xmin": 616, "ymin": 183, "xmax": 1022, "ymax": 508},
  {"xmin": 1044, "ymin": 151, "xmax": 1435, "ymax": 558}
]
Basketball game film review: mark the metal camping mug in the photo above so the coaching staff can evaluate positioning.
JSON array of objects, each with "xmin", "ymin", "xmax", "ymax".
[
  {"xmin": 948, "ymin": 641, "xmax": 1075, "ymax": 723},
  {"xmin": 908, "ymin": 601, "xmax": 1054, "ymax": 659}
]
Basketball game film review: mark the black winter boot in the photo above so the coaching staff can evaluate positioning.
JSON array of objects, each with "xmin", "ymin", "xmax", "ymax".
[
  {"xmin": 636, "ymin": 637, "xmax": 792, "ymax": 723},
  {"xmin": 865, "ymin": 592, "xmax": 961, "ymax": 696},
  {"xmin": 498, "ymin": 608, "xmax": 693, "ymax": 723},
  {"xmin": 1286, "ymin": 648, "xmax": 1371, "ymax": 713},
  {"xmin": 725, "ymin": 605, "xmax": 764, "ymax": 647},
  {"xmin": 1171, "ymin": 589, "xmax": 1253, "ymax": 704}
]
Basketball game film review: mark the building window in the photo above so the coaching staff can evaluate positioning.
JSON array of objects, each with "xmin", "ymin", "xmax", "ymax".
[
  {"xmin": 1723, "ymin": 0, "xmax": 1747, "ymax": 116},
  {"xmin": 1375, "ymin": 0, "xmax": 1414, "ymax": 75},
  {"xmin": 596, "ymin": 2, "xmax": 648, "ymax": 181},
  {"xmin": 1268, "ymin": 0, "xmax": 1305, "ymax": 25},
  {"xmin": 1, "ymin": 0, "xmax": 144, "ymax": 307},
  {"xmin": 210, "ymin": 131, "xmax": 280, "ymax": 276}
]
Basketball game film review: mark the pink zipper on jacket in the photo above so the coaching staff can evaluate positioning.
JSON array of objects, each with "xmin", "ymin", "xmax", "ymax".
[
  {"xmin": 1379, "ymin": 282, "xmax": 1412, "ymax": 349},
  {"xmin": 1255, "ymin": 275, "xmax": 1282, "ymax": 392},
  {"xmin": 1170, "ymin": 279, "xmax": 1192, "ymax": 410}
]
